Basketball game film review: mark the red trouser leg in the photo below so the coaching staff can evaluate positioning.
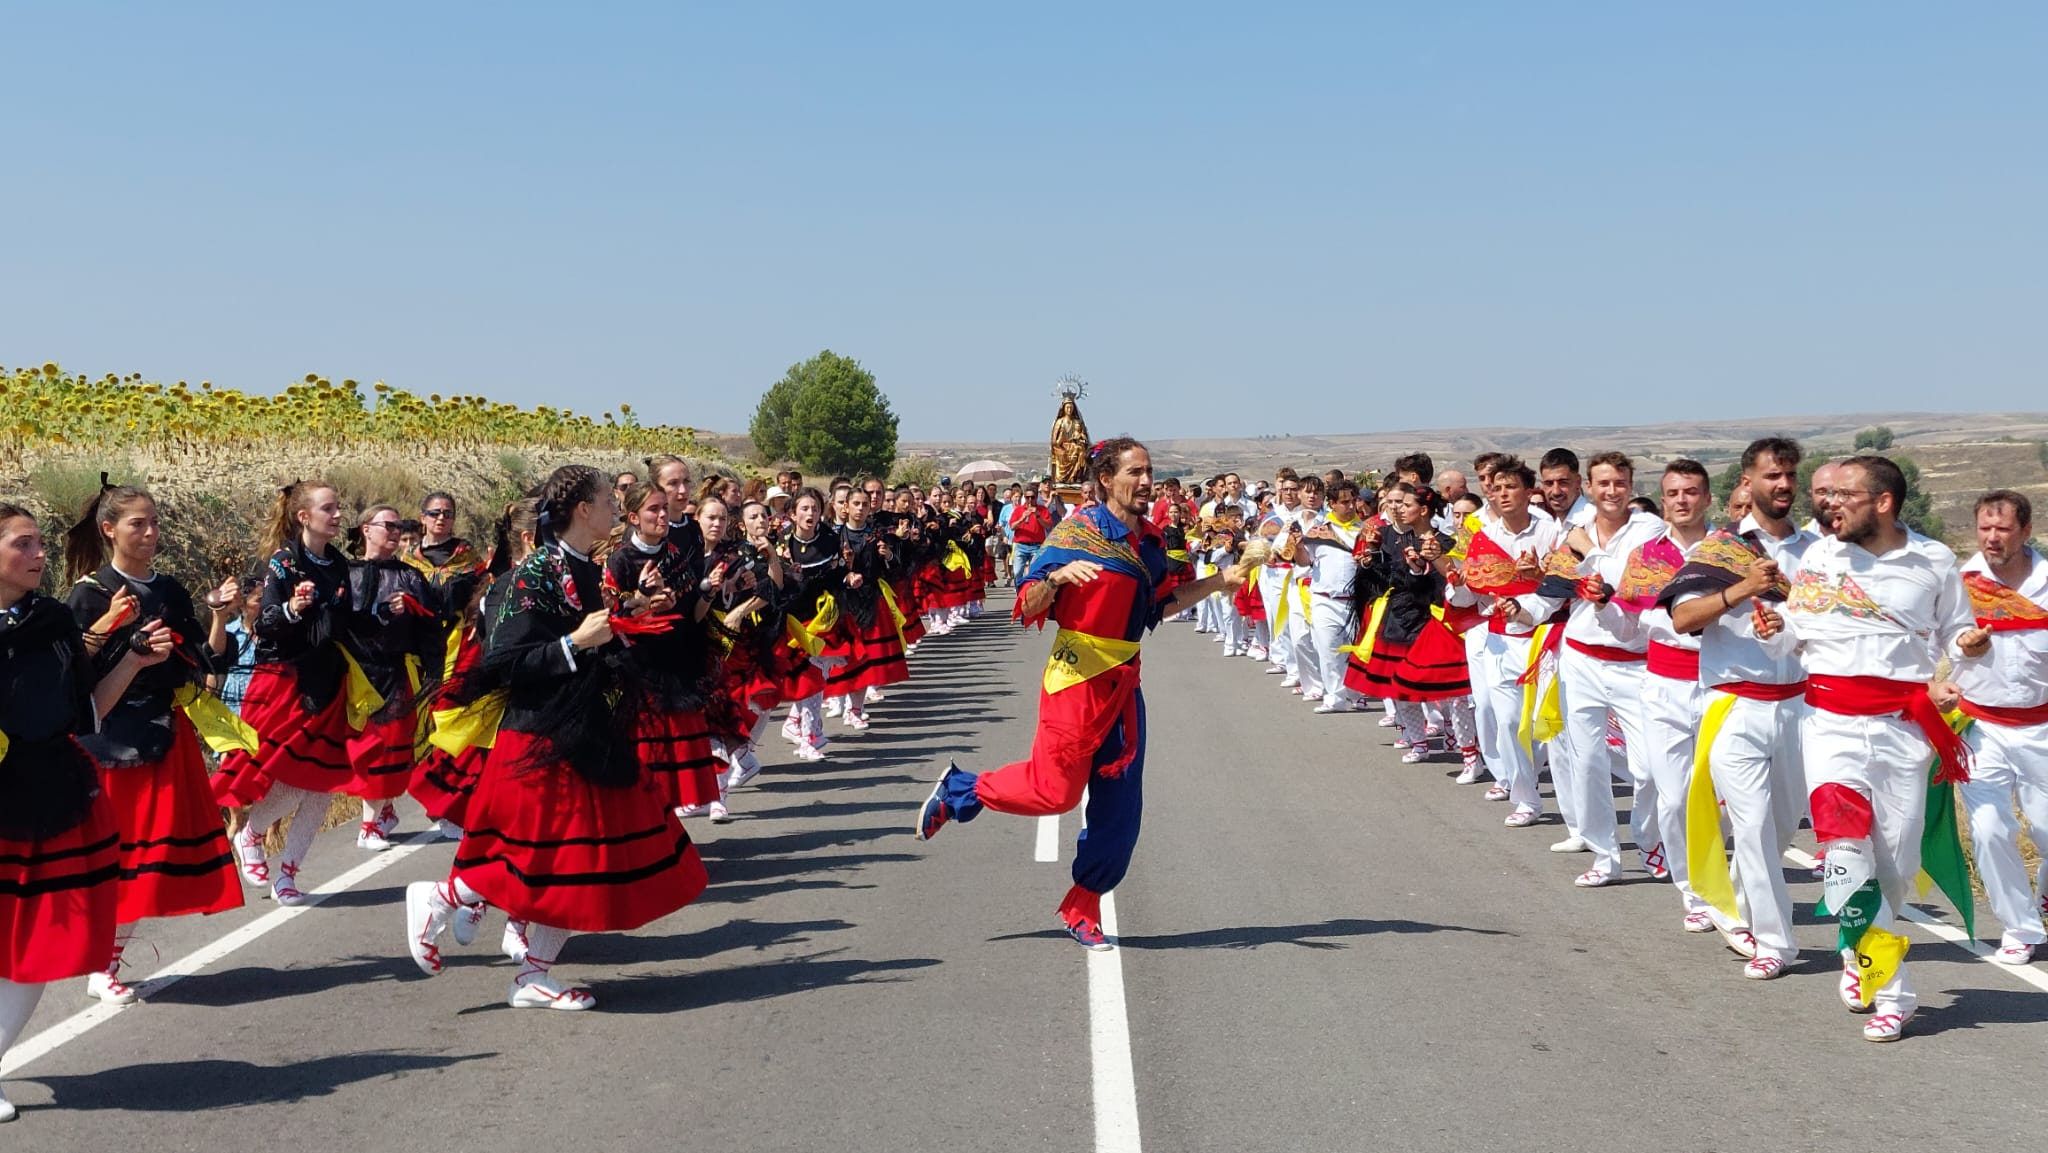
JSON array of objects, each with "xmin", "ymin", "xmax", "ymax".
[{"xmin": 974, "ymin": 665, "xmax": 1137, "ymax": 818}]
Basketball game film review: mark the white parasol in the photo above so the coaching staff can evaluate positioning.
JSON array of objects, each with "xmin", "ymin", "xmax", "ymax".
[{"xmin": 953, "ymin": 459, "xmax": 1016, "ymax": 484}]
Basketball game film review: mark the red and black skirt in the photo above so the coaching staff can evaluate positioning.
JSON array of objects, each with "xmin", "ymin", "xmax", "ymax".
[
  {"xmin": 1, "ymin": 771, "xmax": 120, "ymax": 983},
  {"xmin": 824, "ymin": 611, "xmax": 910, "ymax": 697},
  {"xmin": 632, "ymin": 700, "xmax": 722, "ymax": 809},
  {"xmin": 212, "ymin": 661, "xmax": 354, "ymax": 805},
  {"xmin": 708, "ymin": 642, "xmax": 785, "ymax": 746},
  {"xmin": 343, "ymin": 666, "xmax": 420, "ymax": 802},
  {"xmin": 104, "ymin": 716, "xmax": 242, "ymax": 924},
  {"xmin": 1233, "ymin": 579, "xmax": 1266, "ymax": 623},
  {"xmin": 453, "ymin": 730, "xmax": 709, "ymax": 932},
  {"xmin": 409, "ymin": 745, "xmax": 487, "ymax": 827},
  {"xmin": 1346, "ymin": 618, "xmax": 1472, "ymax": 701},
  {"xmin": 778, "ymin": 637, "xmax": 830, "ymax": 702},
  {"xmin": 892, "ymin": 579, "xmax": 926, "ymax": 647}
]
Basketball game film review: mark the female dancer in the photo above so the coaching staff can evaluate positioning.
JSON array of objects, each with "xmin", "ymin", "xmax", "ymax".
[
  {"xmin": 1, "ymin": 503, "xmax": 174, "ymax": 1120},
  {"xmin": 406, "ymin": 465, "xmax": 708, "ymax": 1010},
  {"xmin": 62, "ymin": 483, "xmax": 245, "ymax": 1004},
  {"xmin": 1345, "ymin": 483, "xmax": 1469, "ymax": 762},
  {"xmin": 704, "ymin": 499, "xmax": 790, "ymax": 805},
  {"xmin": 777, "ymin": 488, "xmax": 846, "ymax": 761},
  {"xmin": 214, "ymin": 481, "xmax": 355, "ymax": 905},
  {"xmin": 345, "ymin": 505, "xmax": 441, "ymax": 850},
  {"xmin": 602, "ymin": 484, "xmax": 721, "ymax": 820},
  {"xmin": 823, "ymin": 486, "xmax": 909, "ymax": 728}
]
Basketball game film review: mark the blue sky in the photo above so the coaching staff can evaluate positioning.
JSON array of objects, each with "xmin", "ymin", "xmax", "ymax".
[{"xmin": 5, "ymin": 3, "xmax": 2043, "ymax": 443}]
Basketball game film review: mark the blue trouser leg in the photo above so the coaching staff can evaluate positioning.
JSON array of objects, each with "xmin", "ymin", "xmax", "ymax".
[{"xmin": 1072, "ymin": 688, "xmax": 1146, "ymax": 894}]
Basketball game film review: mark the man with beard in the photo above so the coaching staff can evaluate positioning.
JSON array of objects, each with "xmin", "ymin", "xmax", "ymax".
[
  {"xmin": 1806, "ymin": 460, "xmax": 1843, "ymax": 537},
  {"xmin": 915, "ymin": 439, "xmax": 1251, "ymax": 950},
  {"xmin": 1665, "ymin": 437, "xmax": 1819, "ymax": 977},
  {"xmin": 1540, "ymin": 448, "xmax": 1595, "ymax": 527},
  {"xmin": 1941, "ymin": 490, "xmax": 2048, "ymax": 966},
  {"xmin": 1755, "ymin": 455, "xmax": 1988, "ymax": 1041}
]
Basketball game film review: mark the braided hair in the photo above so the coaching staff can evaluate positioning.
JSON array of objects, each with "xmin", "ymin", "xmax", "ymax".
[{"xmin": 536, "ymin": 464, "xmax": 606, "ymax": 546}]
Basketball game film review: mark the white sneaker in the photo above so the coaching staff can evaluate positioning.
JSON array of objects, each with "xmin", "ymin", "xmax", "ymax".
[
  {"xmin": 1302, "ymin": 691, "xmax": 1324, "ymax": 703},
  {"xmin": 375, "ymin": 803, "xmax": 400, "ymax": 838},
  {"xmin": 823, "ymin": 698, "xmax": 844, "ymax": 718},
  {"xmin": 452, "ymin": 901, "xmax": 486, "ymax": 947},
  {"xmin": 1991, "ymin": 943, "xmax": 2036, "ymax": 966},
  {"xmin": 865, "ymin": 686, "xmax": 886, "ymax": 703},
  {"xmin": 1504, "ymin": 807, "xmax": 1539, "ymax": 828},
  {"xmin": 1313, "ymin": 702, "xmax": 1342, "ymax": 714},
  {"xmin": 1378, "ymin": 714, "xmax": 1399, "ymax": 728},
  {"xmin": 708, "ymin": 801, "xmax": 732, "ymax": 824},
  {"xmin": 793, "ymin": 743, "xmax": 826, "ymax": 762},
  {"xmin": 1401, "ymin": 747, "xmax": 1427, "ymax": 764},
  {"xmin": 1548, "ymin": 836, "xmax": 1589, "ymax": 854},
  {"xmin": 1682, "ymin": 910, "xmax": 1716, "ymax": 934},
  {"xmin": 675, "ymin": 804, "xmax": 704, "ymax": 819},
  {"xmin": 1573, "ymin": 868, "xmax": 1612, "ymax": 888},
  {"xmin": 1743, "ymin": 956, "xmax": 1787, "ymax": 981},
  {"xmin": 503, "ymin": 920, "xmax": 530, "ymax": 963},
  {"xmin": 1721, "ymin": 926, "xmax": 1760, "ymax": 960},
  {"xmin": 1278, "ymin": 675, "xmax": 1300, "ymax": 689},
  {"xmin": 726, "ymin": 752, "xmax": 762, "ymax": 791},
  {"xmin": 1862, "ymin": 1009, "xmax": 1912, "ymax": 1042},
  {"xmin": 781, "ymin": 718, "xmax": 803, "ymax": 744},
  {"xmin": 1247, "ymin": 646, "xmax": 1268, "ymax": 661},
  {"xmin": 86, "ymin": 969, "xmax": 139, "ymax": 1005},
  {"xmin": 356, "ymin": 821, "xmax": 392, "ymax": 852},
  {"xmin": 510, "ymin": 972, "xmax": 596, "ymax": 1011},
  {"xmin": 1222, "ymin": 646, "xmax": 1238, "ymax": 658},
  {"xmin": 404, "ymin": 881, "xmax": 453, "ymax": 975},
  {"xmin": 0, "ymin": 1087, "xmax": 13, "ymax": 1123},
  {"xmin": 1454, "ymin": 763, "xmax": 1485, "ymax": 785},
  {"xmin": 1483, "ymin": 784, "xmax": 1511, "ymax": 801},
  {"xmin": 844, "ymin": 710, "xmax": 871, "ymax": 730},
  {"xmin": 1265, "ymin": 664, "xmax": 1287, "ymax": 675},
  {"xmin": 232, "ymin": 823, "xmax": 270, "ymax": 886},
  {"xmin": 272, "ymin": 862, "xmax": 311, "ymax": 906}
]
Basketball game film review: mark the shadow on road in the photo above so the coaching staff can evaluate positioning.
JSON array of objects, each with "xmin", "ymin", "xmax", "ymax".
[
  {"xmin": 593, "ymin": 947, "xmax": 942, "ymax": 1014},
  {"xmin": 990, "ymin": 916, "xmax": 1513, "ymax": 951},
  {"xmin": 573, "ymin": 917, "xmax": 855, "ymax": 966},
  {"xmin": 155, "ymin": 956, "xmax": 421, "ymax": 1007},
  {"xmin": 23, "ymin": 1050, "xmax": 497, "ymax": 1111}
]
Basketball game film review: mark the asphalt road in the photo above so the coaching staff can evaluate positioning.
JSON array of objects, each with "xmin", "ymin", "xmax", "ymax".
[{"xmin": 6, "ymin": 588, "xmax": 2045, "ymax": 1151}]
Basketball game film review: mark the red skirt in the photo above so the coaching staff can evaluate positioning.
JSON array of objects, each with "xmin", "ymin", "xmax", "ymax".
[
  {"xmin": 409, "ymin": 746, "xmax": 487, "ymax": 826},
  {"xmin": 709, "ymin": 643, "xmax": 785, "ymax": 746},
  {"xmin": 453, "ymin": 730, "xmax": 708, "ymax": 932},
  {"xmin": 344, "ymin": 708, "xmax": 418, "ymax": 802},
  {"xmin": 212, "ymin": 662, "xmax": 355, "ymax": 805},
  {"xmin": 1346, "ymin": 618, "xmax": 1472, "ymax": 701},
  {"xmin": 633, "ymin": 702, "xmax": 722, "ymax": 808},
  {"xmin": 105, "ymin": 716, "xmax": 242, "ymax": 924},
  {"xmin": 824, "ymin": 611, "xmax": 910, "ymax": 696},
  {"xmin": 778, "ymin": 640, "xmax": 829, "ymax": 701},
  {"xmin": 1233, "ymin": 580, "xmax": 1266, "ymax": 623},
  {"xmin": 923, "ymin": 563, "xmax": 979, "ymax": 610},
  {"xmin": 1, "ymin": 776, "xmax": 119, "ymax": 983},
  {"xmin": 892, "ymin": 580, "xmax": 926, "ymax": 647}
]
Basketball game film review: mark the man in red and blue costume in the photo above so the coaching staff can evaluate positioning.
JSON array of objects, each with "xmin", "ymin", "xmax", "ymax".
[{"xmin": 915, "ymin": 438, "xmax": 1247, "ymax": 949}]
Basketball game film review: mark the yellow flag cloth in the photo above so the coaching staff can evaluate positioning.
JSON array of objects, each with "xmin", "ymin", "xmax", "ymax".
[
  {"xmin": 428, "ymin": 689, "xmax": 509, "ymax": 755},
  {"xmin": 339, "ymin": 647, "xmax": 386, "ymax": 732},
  {"xmin": 1337, "ymin": 592, "xmax": 1393, "ymax": 659},
  {"xmin": 1043, "ymin": 628, "xmax": 1142, "ymax": 695},
  {"xmin": 1851, "ymin": 926, "xmax": 1909, "ymax": 1007},
  {"xmin": 785, "ymin": 614, "xmax": 826, "ymax": 658},
  {"xmin": 1686, "ymin": 691, "xmax": 1743, "ymax": 920},
  {"xmin": 942, "ymin": 541, "xmax": 972, "ymax": 575},
  {"xmin": 441, "ymin": 625, "xmax": 464, "ymax": 682},
  {"xmin": 1516, "ymin": 625, "xmax": 1565, "ymax": 750},
  {"xmin": 173, "ymin": 684, "xmax": 262, "ymax": 757},
  {"xmin": 0, "ymin": 730, "xmax": 8, "ymax": 764}
]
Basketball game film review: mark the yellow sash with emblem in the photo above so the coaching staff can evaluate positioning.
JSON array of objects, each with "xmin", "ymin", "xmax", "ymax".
[{"xmin": 1042, "ymin": 628, "xmax": 1141, "ymax": 695}]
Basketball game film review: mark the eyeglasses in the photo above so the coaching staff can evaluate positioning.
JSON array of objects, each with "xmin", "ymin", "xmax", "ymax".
[
  {"xmin": 365, "ymin": 521, "xmax": 400, "ymax": 531},
  {"xmin": 421, "ymin": 508, "xmax": 453, "ymax": 518},
  {"xmin": 1816, "ymin": 488, "xmax": 1882, "ymax": 502}
]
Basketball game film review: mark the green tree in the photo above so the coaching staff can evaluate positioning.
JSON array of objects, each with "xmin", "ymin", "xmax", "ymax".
[
  {"xmin": 1892, "ymin": 455, "xmax": 1942, "ymax": 539},
  {"xmin": 748, "ymin": 376, "xmax": 801, "ymax": 462},
  {"xmin": 1854, "ymin": 425, "xmax": 1895, "ymax": 451},
  {"xmin": 757, "ymin": 349, "xmax": 900, "ymax": 477}
]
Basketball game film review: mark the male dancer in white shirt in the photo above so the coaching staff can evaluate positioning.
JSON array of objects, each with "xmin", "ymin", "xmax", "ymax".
[
  {"xmin": 1756, "ymin": 455, "xmax": 1989, "ymax": 1042},
  {"xmin": 1547, "ymin": 452, "xmax": 1665, "ymax": 887},
  {"xmin": 1667, "ymin": 437, "xmax": 1819, "ymax": 978},
  {"xmin": 1257, "ymin": 472, "xmax": 1309, "ymax": 684},
  {"xmin": 1942, "ymin": 490, "xmax": 2048, "ymax": 966},
  {"xmin": 1300, "ymin": 479, "xmax": 1367, "ymax": 713}
]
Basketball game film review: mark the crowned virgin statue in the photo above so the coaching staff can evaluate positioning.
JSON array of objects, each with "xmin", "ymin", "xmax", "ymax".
[{"xmin": 1049, "ymin": 395, "xmax": 1090, "ymax": 485}]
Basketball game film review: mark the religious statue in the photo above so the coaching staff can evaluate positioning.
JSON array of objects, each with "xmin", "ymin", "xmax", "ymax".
[{"xmin": 1049, "ymin": 395, "xmax": 1090, "ymax": 485}]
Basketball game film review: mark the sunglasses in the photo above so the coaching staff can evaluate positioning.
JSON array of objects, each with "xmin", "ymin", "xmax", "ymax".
[
  {"xmin": 422, "ymin": 508, "xmax": 454, "ymax": 518},
  {"xmin": 365, "ymin": 521, "xmax": 401, "ymax": 531}
]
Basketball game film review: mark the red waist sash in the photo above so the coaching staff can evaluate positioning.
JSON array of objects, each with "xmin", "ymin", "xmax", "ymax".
[
  {"xmin": 1713, "ymin": 679, "xmax": 1806, "ymax": 701},
  {"xmin": 1806, "ymin": 674, "xmax": 1971, "ymax": 785},
  {"xmin": 1645, "ymin": 641, "xmax": 1699, "ymax": 681},
  {"xmin": 1565, "ymin": 638, "xmax": 1646, "ymax": 664},
  {"xmin": 1960, "ymin": 697, "xmax": 2048, "ymax": 728}
]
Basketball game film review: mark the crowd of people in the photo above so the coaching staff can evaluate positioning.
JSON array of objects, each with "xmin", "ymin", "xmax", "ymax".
[
  {"xmin": 2, "ymin": 435, "xmax": 2041, "ymax": 1123},
  {"xmin": 1125, "ymin": 443, "xmax": 2042, "ymax": 1043},
  {"xmin": 0, "ymin": 456, "xmax": 1018, "ymax": 1120}
]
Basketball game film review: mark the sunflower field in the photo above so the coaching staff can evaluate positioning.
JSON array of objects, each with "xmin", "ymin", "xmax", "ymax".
[{"xmin": 0, "ymin": 362, "xmax": 700, "ymax": 458}]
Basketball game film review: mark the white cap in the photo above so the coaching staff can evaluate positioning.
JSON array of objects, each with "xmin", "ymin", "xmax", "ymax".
[{"xmin": 765, "ymin": 486, "xmax": 789, "ymax": 501}]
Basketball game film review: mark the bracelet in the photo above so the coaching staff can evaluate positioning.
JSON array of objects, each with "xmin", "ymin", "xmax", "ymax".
[{"xmin": 1719, "ymin": 588, "xmax": 1731, "ymax": 609}]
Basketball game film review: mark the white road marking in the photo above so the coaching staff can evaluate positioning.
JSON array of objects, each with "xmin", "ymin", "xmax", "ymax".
[
  {"xmin": 1, "ymin": 832, "xmax": 438, "ymax": 1077},
  {"xmin": 1091, "ymin": 891, "xmax": 1142, "ymax": 1153},
  {"xmin": 1783, "ymin": 848, "xmax": 2048, "ymax": 996},
  {"xmin": 1035, "ymin": 814, "xmax": 1060, "ymax": 862}
]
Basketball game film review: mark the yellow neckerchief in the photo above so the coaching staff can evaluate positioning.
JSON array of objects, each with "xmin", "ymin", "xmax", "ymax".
[{"xmin": 172, "ymin": 684, "xmax": 261, "ymax": 756}]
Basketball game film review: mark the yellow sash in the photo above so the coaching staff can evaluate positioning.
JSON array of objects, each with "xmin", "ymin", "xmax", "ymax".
[
  {"xmin": 942, "ymin": 541, "xmax": 972, "ymax": 575},
  {"xmin": 1337, "ymin": 592, "xmax": 1393, "ymax": 659},
  {"xmin": 441, "ymin": 623, "xmax": 465, "ymax": 682},
  {"xmin": 1685, "ymin": 691, "xmax": 1743, "ymax": 920},
  {"xmin": 428, "ymin": 689, "xmax": 509, "ymax": 755},
  {"xmin": 173, "ymin": 683, "xmax": 261, "ymax": 757},
  {"xmin": 1516, "ymin": 624, "xmax": 1564, "ymax": 750},
  {"xmin": 339, "ymin": 647, "xmax": 387, "ymax": 732},
  {"xmin": 1043, "ymin": 628, "xmax": 1141, "ymax": 695},
  {"xmin": 0, "ymin": 730, "xmax": 8, "ymax": 764}
]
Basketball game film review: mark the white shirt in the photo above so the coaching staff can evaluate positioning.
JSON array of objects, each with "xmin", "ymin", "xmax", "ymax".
[
  {"xmin": 1561, "ymin": 511, "xmax": 1665, "ymax": 651},
  {"xmin": 1686, "ymin": 517, "xmax": 1821, "ymax": 688},
  {"xmin": 1952, "ymin": 549, "xmax": 2048, "ymax": 709},
  {"xmin": 1300, "ymin": 512, "xmax": 1362, "ymax": 598},
  {"xmin": 1780, "ymin": 533, "xmax": 1980, "ymax": 683}
]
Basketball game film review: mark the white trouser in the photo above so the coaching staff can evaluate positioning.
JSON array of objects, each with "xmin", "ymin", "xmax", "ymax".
[
  {"xmin": 1703, "ymin": 690, "xmax": 1806, "ymax": 962},
  {"xmin": 1221, "ymin": 601, "xmax": 1245, "ymax": 650},
  {"xmin": 1640, "ymin": 671, "xmax": 1707, "ymax": 913},
  {"xmin": 1476, "ymin": 629, "xmax": 1542, "ymax": 811},
  {"xmin": 1263, "ymin": 569, "xmax": 1297, "ymax": 672},
  {"xmin": 1959, "ymin": 716, "xmax": 2048, "ymax": 949},
  {"xmin": 1296, "ymin": 600, "xmax": 1326, "ymax": 697},
  {"xmin": 1802, "ymin": 708, "xmax": 1928, "ymax": 1015},
  {"xmin": 1465, "ymin": 631, "xmax": 1498, "ymax": 774},
  {"xmin": 1309, "ymin": 595, "xmax": 1357, "ymax": 706},
  {"xmin": 1556, "ymin": 650, "xmax": 1655, "ymax": 876}
]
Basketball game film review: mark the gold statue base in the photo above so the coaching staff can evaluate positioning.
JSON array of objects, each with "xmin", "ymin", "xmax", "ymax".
[{"xmin": 1052, "ymin": 485, "xmax": 1085, "ymax": 505}]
